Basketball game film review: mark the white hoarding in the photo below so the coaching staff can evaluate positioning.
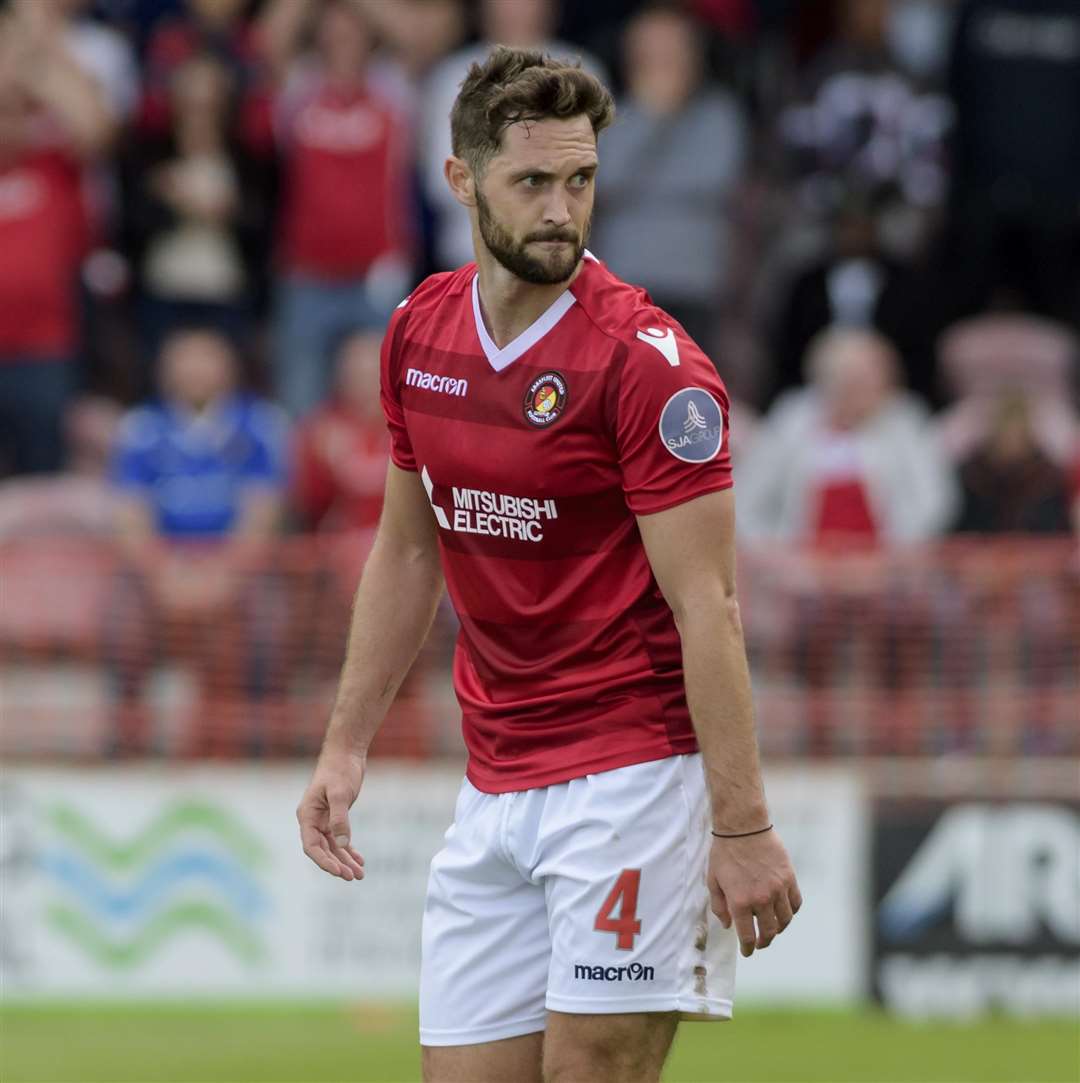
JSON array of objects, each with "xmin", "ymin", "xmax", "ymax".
[
  {"xmin": 733, "ymin": 766, "xmax": 868, "ymax": 1003},
  {"xmin": 1, "ymin": 763, "xmax": 865, "ymax": 1002},
  {"xmin": 1, "ymin": 765, "xmax": 461, "ymax": 998}
]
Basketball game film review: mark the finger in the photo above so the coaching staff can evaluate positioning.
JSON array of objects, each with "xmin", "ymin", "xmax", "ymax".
[
  {"xmin": 733, "ymin": 904, "xmax": 757, "ymax": 957},
  {"xmin": 297, "ymin": 798, "xmax": 327, "ymax": 834},
  {"xmin": 323, "ymin": 836, "xmax": 355, "ymax": 881},
  {"xmin": 304, "ymin": 841, "xmax": 344, "ymax": 878},
  {"xmin": 710, "ymin": 883, "xmax": 732, "ymax": 928},
  {"xmin": 754, "ymin": 904, "xmax": 780, "ymax": 949},
  {"xmin": 789, "ymin": 881, "xmax": 804, "ymax": 915},
  {"xmin": 327, "ymin": 794, "xmax": 352, "ymax": 848},
  {"xmin": 328, "ymin": 835, "xmax": 364, "ymax": 879},
  {"xmin": 774, "ymin": 890, "xmax": 794, "ymax": 932},
  {"xmin": 300, "ymin": 825, "xmax": 345, "ymax": 878}
]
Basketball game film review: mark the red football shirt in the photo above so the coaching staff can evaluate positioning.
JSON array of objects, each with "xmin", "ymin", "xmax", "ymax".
[
  {"xmin": 276, "ymin": 77, "xmax": 408, "ymax": 278},
  {"xmin": 292, "ymin": 403, "xmax": 389, "ymax": 531},
  {"xmin": 380, "ymin": 255, "xmax": 733, "ymax": 792},
  {"xmin": 0, "ymin": 148, "xmax": 86, "ymax": 356}
]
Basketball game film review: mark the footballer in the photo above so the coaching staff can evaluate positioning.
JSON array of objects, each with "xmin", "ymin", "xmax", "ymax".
[{"xmin": 298, "ymin": 46, "xmax": 801, "ymax": 1083}]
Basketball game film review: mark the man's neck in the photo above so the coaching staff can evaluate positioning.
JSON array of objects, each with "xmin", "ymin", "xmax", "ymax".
[{"xmin": 474, "ymin": 245, "xmax": 583, "ymax": 349}]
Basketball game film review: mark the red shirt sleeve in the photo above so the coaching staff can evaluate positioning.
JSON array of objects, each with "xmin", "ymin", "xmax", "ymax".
[
  {"xmin": 379, "ymin": 303, "xmax": 417, "ymax": 472},
  {"xmin": 611, "ymin": 319, "xmax": 733, "ymax": 515}
]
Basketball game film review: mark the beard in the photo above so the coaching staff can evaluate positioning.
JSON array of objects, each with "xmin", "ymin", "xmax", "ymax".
[{"xmin": 476, "ymin": 188, "xmax": 589, "ymax": 286}]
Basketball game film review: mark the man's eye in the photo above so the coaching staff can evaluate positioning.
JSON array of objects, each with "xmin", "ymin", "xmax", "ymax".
[
  {"xmin": 569, "ymin": 173, "xmax": 592, "ymax": 189},
  {"xmin": 522, "ymin": 175, "xmax": 542, "ymax": 188}
]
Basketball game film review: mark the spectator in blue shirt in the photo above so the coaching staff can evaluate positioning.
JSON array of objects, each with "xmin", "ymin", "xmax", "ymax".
[
  {"xmin": 111, "ymin": 326, "xmax": 286, "ymax": 540},
  {"xmin": 106, "ymin": 327, "xmax": 289, "ymax": 757}
]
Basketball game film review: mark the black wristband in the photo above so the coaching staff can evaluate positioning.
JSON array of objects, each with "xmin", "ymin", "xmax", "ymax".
[{"xmin": 711, "ymin": 824, "xmax": 773, "ymax": 839}]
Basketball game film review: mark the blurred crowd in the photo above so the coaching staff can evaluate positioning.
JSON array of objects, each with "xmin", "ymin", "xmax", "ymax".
[
  {"xmin": 2, "ymin": 0, "xmax": 1079, "ymax": 535},
  {"xmin": 1, "ymin": 0, "xmax": 1079, "ymax": 758}
]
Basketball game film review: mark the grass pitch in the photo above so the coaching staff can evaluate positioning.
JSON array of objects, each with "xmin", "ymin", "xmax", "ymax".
[{"xmin": 0, "ymin": 1003, "xmax": 1076, "ymax": 1083}]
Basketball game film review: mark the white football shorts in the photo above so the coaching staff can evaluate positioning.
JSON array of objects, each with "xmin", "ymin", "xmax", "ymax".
[{"xmin": 418, "ymin": 752, "xmax": 738, "ymax": 1046}]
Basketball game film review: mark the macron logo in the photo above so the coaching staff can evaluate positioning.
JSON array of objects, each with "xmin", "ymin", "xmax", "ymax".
[
  {"xmin": 405, "ymin": 368, "xmax": 468, "ymax": 397},
  {"xmin": 574, "ymin": 962, "xmax": 655, "ymax": 982},
  {"xmin": 636, "ymin": 326, "xmax": 680, "ymax": 367}
]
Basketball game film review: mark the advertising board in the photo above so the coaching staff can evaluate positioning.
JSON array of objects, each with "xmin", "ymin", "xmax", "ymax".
[
  {"xmin": 873, "ymin": 799, "xmax": 1080, "ymax": 1018},
  {"xmin": 0, "ymin": 765, "xmax": 461, "ymax": 997},
  {"xmin": 1, "ymin": 763, "xmax": 864, "ymax": 1002}
]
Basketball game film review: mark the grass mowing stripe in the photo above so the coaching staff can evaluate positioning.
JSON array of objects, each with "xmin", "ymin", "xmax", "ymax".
[{"xmin": 0, "ymin": 1004, "xmax": 1076, "ymax": 1083}]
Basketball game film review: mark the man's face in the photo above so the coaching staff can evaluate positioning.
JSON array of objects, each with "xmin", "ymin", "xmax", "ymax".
[
  {"xmin": 161, "ymin": 332, "xmax": 235, "ymax": 411},
  {"xmin": 473, "ymin": 115, "xmax": 597, "ymax": 286},
  {"xmin": 819, "ymin": 339, "xmax": 892, "ymax": 429}
]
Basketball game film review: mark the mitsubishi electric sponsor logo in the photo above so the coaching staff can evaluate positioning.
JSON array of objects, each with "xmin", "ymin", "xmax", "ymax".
[
  {"xmin": 421, "ymin": 467, "xmax": 557, "ymax": 542},
  {"xmin": 574, "ymin": 962, "xmax": 655, "ymax": 982},
  {"xmin": 405, "ymin": 368, "xmax": 468, "ymax": 397}
]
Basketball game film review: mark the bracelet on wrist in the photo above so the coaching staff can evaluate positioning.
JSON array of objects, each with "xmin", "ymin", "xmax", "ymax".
[{"xmin": 711, "ymin": 824, "xmax": 773, "ymax": 839}]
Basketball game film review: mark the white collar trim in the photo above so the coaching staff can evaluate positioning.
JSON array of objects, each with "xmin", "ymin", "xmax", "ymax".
[{"xmin": 471, "ymin": 273, "xmax": 578, "ymax": 373}]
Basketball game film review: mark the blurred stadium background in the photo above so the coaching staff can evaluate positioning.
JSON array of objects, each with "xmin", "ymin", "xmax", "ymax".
[{"xmin": 1, "ymin": 0, "xmax": 1078, "ymax": 1081}]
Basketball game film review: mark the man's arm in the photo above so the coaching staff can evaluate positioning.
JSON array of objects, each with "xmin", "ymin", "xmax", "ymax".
[
  {"xmin": 637, "ymin": 488, "xmax": 802, "ymax": 956},
  {"xmin": 297, "ymin": 463, "xmax": 444, "ymax": 881},
  {"xmin": 1, "ymin": 10, "xmax": 116, "ymax": 156}
]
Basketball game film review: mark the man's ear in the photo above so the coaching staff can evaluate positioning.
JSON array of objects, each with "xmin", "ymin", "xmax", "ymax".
[{"xmin": 445, "ymin": 156, "xmax": 477, "ymax": 208}]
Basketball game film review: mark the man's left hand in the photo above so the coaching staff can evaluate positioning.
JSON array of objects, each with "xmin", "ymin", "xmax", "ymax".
[{"xmin": 707, "ymin": 829, "xmax": 802, "ymax": 957}]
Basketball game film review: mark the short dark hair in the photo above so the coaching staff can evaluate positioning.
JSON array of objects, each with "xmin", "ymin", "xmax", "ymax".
[{"xmin": 450, "ymin": 45, "xmax": 615, "ymax": 176}]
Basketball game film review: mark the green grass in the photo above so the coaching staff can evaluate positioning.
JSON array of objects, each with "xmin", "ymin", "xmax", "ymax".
[{"xmin": 0, "ymin": 1003, "xmax": 1076, "ymax": 1083}]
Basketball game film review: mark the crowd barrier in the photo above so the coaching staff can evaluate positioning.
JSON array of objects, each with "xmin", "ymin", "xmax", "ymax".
[{"xmin": 1, "ymin": 536, "xmax": 1077, "ymax": 760}]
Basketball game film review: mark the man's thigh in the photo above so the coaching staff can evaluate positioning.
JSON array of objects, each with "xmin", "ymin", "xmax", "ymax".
[
  {"xmin": 423, "ymin": 1032, "xmax": 544, "ymax": 1083},
  {"xmin": 544, "ymin": 1010, "xmax": 679, "ymax": 1083},
  {"xmin": 421, "ymin": 1011, "xmax": 678, "ymax": 1083}
]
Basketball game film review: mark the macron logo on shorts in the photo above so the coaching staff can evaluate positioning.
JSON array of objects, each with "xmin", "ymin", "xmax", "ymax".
[
  {"xmin": 405, "ymin": 368, "xmax": 468, "ymax": 397},
  {"xmin": 574, "ymin": 962, "xmax": 655, "ymax": 982}
]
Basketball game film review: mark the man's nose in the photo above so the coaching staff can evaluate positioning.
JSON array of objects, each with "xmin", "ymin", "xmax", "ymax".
[{"xmin": 542, "ymin": 191, "xmax": 572, "ymax": 226}]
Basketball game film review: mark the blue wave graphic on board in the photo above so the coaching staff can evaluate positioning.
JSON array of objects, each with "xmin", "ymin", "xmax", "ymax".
[{"xmin": 37, "ymin": 849, "xmax": 268, "ymax": 920}]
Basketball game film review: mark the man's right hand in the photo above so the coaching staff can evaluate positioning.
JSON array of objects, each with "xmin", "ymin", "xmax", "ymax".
[{"xmin": 296, "ymin": 744, "xmax": 367, "ymax": 881}]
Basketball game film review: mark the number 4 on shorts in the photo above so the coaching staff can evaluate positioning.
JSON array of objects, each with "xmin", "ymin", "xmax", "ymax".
[{"xmin": 594, "ymin": 869, "xmax": 642, "ymax": 950}]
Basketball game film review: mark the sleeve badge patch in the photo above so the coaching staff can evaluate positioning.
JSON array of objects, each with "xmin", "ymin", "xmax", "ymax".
[{"xmin": 658, "ymin": 387, "xmax": 724, "ymax": 462}]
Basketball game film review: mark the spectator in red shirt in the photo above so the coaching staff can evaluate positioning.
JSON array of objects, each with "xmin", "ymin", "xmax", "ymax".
[
  {"xmin": 736, "ymin": 328, "xmax": 958, "ymax": 755},
  {"xmin": 0, "ymin": 4, "xmax": 114, "ymax": 475},
  {"xmin": 737, "ymin": 328, "xmax": 957, "ymax": 546},
  {"xmin": 138, "ymin": 0, "xmax": 269, "ymax": 145},
  {"xmin": 261, "ymin": 0, "xmax": 412, "ymax": 417},
  {"xmin": 292, "ymin": 327, "xmax": 388, "ymax": 534}
]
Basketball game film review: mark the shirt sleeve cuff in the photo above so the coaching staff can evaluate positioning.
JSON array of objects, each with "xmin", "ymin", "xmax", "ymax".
[{"xmin": 626, "ymin": 478, "xmax": 733, "ymax": 516}]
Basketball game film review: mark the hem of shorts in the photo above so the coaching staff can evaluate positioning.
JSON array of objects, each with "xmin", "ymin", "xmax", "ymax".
[
  {"xmin": 546, "ymin": 993, "xmax": 733, "ymax": 1019},
  {"xmin": 419, "ymin": 1014, "xmax": 548, "ymax": 1047},
  {"xmin": 465, "ymin": 741, "xmax": 700, "ymax": 794}
]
